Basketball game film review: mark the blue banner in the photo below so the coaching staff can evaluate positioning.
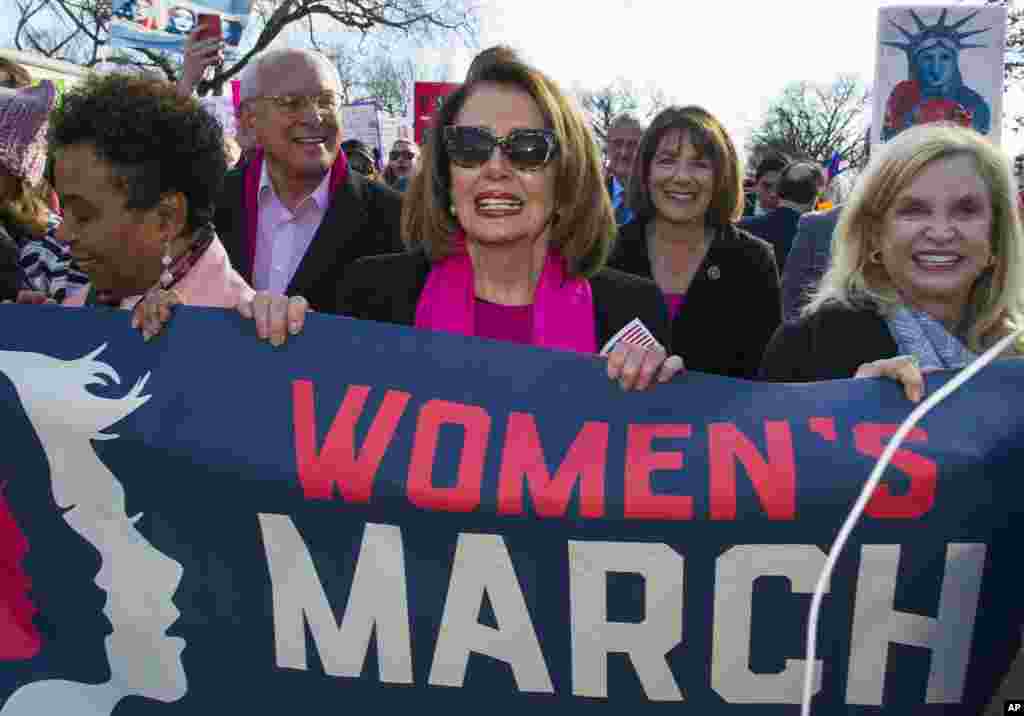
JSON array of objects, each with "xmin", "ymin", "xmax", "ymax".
[{"xmin": 0, "ymin": 305, "xmax": 1021, "ymax": 714}]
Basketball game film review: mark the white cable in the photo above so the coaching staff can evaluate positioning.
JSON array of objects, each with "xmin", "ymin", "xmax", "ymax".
[{"xmin": 800, "ymin": 326, "xmax": 1024, "ymax": 715}]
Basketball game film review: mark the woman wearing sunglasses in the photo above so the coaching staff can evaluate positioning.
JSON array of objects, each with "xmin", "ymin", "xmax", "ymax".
[
  {"xmin": 383, "ymin": 139, "xmax": 419, "ymax": 192},
  {"xmin": 608, "ymin": 106, "xmax": 782, "ymax": 378},
  {"xmin": 141, "ymin": 61, "xmax": 684, "ymax": 390}
]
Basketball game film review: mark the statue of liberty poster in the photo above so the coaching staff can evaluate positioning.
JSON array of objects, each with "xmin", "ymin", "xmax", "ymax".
[{"xmin": 872, "ymin": 5, "xmax": 1007, "ymax": 146}]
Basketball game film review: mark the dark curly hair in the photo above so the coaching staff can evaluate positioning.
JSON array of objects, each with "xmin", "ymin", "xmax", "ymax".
[{"xmin": 48, "ymin": 74, "xmax": 226, "ymax": 234}]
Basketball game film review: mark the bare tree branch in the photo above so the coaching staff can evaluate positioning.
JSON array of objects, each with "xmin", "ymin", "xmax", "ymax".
[
  {"xmin": 10, "ymin": 0, "xmax": 478, "ymax": 97},
  {"xmin": 749, "ymin": 74, "xmax": 869, "ymax": 170}
]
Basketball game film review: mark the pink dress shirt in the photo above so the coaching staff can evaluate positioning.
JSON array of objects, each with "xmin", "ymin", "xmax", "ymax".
[
  {"xmin": 252, "ymin": 161, "xmax": 330, "ymax": 294},
  {"xmin": 63, "ymin": 236, "xmax": 255, "ymax": 310}
]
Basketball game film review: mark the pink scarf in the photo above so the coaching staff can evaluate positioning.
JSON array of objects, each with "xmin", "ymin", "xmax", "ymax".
[
  {"xmin": 414, "ymin": 232, "xmax": 597, "ymax": 354},
  {"xmin": 242, "ymin": 147, "xmax": 349, "ymax": 274}
]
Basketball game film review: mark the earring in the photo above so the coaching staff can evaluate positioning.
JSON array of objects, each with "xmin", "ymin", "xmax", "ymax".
[
  {"xmin": 869, "ymin": 249, "xmax": 883, "ymax": 264},
  {"xmin": 450, "ymin": 203, "xmax": 457, "ymax": 218},
  {"xmin": 160, "ymin": 241, "xmax": 173, "ymax": 289}
]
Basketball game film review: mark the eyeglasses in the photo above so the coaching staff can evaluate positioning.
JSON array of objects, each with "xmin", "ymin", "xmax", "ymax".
[
  {"xmin": 389, "ymin": 150, "xmax": 416, "ymax": 162},
  {"xmin": 443, "ymin": 126, "xmax": 559, "ymax": 172},
  {"xmin": 252, "ymin": 91, "xmax": 342, "ymax": 114}
]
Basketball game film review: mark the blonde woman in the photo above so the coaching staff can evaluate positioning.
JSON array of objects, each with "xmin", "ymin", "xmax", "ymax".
[{"xmin": 760, "ymin": 123, "xmax": 1024, "ymax": 400}]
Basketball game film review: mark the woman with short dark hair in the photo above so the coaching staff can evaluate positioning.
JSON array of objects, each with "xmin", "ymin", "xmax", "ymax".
[
  {"xmin": 608, "ymin": 105, "xmax": 782, "ymax": 378},
  {"xmin": 43, "ymin": 73, "xmax": 253, "ymax": 312}
]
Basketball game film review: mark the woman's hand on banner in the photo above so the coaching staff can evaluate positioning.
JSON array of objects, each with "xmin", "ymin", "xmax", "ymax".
[
  {"xmin": 133, "ymin": 289, "xmax": 182, "ymax": 342},
  {"xmin": 176, "ymin": 27, "xmax": 225, "ymax": 98},
  {"xmin": 854, "ymin": 355, "xmax": 930, "ymax": 403},
  {"xmin": 605, "ymin": 342, "xmax": 685, "ymax": 391}
]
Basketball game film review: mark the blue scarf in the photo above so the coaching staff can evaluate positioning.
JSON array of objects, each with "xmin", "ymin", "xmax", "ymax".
[{"xmin": 884, "ymin": 305, "xmax": 977, "ymax": 371}]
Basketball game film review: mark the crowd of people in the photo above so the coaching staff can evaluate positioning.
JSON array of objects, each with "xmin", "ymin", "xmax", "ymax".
[
  {"xmin": 3, "ymin": 35, "xmax": 1022, "ymax": 400},
  {"xmin": 2, "ymin": 26, "xmax": 1024, "ymax": 711}
]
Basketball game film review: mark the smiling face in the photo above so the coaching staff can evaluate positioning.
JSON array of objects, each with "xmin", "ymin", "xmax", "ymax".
[
  {"xmin": 877, "ymin": 153, "xmax": 994, "ymax": 324},
  {"xmin": 647, "ymin": 129, "xmax": 714, "ymax": 226},
  {"xmin": 242, "ymin": 54, "xmax": 341, "ymax": 185},
  {"xmin": 389, "ymin": 140, "xmax": 418, "ymax": 179},
  {"xmin": 54, "ymin": 143, "xmax": 172, "ymax": 298},
  {"xmin": 449, "ymin": 84, "xmax": 558, "ymax": 248}
]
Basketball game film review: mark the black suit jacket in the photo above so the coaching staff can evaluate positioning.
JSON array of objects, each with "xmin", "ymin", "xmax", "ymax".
[
  {"xmin": 214, "ymin": 160, "xmax": 404, "ymax": 314},
  {"xmin": 759, "ymin": 303, "xmax": 898, "ymax": 382},
  {"xmin": 335, "ymin": 250, "xmax": 672, "ymax": 350},
  {"xmin": 737, "ymin": 206, "xmax": 802, "ymax": 270},
  {"xmin": 608, "ymin": 220, "xmax": 781, "ymax": 378}
]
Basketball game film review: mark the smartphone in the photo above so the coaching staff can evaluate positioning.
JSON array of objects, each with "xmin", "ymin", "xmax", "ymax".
[{"xmin": 196, "ymin": 13, "xmax": 222, "ymax": 41}]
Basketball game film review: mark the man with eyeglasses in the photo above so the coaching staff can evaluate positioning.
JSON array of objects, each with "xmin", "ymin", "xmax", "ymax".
[
  {"xmin": 604, "ymin": 114, "xmax": 643, "ymax": 226},
  {"xmin": 212, "ymin": 48, "xmax": 402, "ymax": 314}
]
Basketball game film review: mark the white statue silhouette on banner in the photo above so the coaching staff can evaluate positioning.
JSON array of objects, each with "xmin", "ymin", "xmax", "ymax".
[{"xmin": 0, "ymin": 345, "xmax": 187, "ymax": 715}]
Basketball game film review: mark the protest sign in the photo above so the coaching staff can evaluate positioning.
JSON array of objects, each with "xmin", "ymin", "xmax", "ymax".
[
  {"xmin": 109, "ymin": 0, "xmax": 252, "ymax": 58},
  {"xmin": 873, "ymin": 5, "xmax": 1007, "ymax": 145},
  {"xmin": 0, "ymin": 305, "xmax": 1021, "ymax": 714},
  {"xmin": 414, "ymin": 81, "xmax": 460, "ymax": 144},
  {"xmin": 342, "ymin": 102, "xmax": 384, "ymax": 159}
]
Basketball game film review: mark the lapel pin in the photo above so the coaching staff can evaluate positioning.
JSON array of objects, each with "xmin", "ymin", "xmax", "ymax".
[{"xmin": 707, "ymin": 265, "xmax": 721, "ymax": 281}]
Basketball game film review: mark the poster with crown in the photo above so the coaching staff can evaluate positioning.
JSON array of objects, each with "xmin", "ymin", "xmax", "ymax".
[{"xmin": 872, "ymin": 5, "xmax": 1007, "ymax": 147}]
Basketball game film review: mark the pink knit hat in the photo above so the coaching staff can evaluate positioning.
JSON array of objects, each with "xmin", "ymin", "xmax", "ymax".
[{"xmin": 0, "ymin": 80, "xmax": 56, "ymax": 186}]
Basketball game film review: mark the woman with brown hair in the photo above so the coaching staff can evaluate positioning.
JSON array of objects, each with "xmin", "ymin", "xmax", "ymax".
[
  {"xmin": 139, "ymin": 61, "xmax": 684, "ymax": 390},
  {"xmin": 608, "ymin": 105, "xmax": 782, "ymax": 378},
  {"xmin": 1, "ymin": 81, "xmax": 87, "ymax": 302}
]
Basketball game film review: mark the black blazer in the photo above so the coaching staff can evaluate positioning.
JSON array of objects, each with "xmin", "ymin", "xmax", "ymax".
[
  {"xmin": 214, "ymin": 160, "xmax": 404, "ymax": 314},
  {"xmin": 335, "ymin": 250, "xmax": 672, "ymax": 350},
  {"xmin": 759, "ymin": 303, "xmax": 899, "ymax": 382},
  {"xmin": 608, "ymin": 219, "xmax": 781, "ymax": 378}
]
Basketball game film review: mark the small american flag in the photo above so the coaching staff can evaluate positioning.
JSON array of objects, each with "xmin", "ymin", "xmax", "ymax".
[{"xmin": 599, "ymin": 318, "xmax": 660, "ymax": 356}]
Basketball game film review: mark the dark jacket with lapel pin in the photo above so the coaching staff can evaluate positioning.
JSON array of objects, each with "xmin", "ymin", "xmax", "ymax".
[
  {"xmin": 608, "ymin": 219, "xmax": 782, "ymax": 378},
  {"xmin": 335, "ymin": 250, "xmax": 673, "ymax": 350},
  {"xmin": 215, "ymin": 159, "xmax": 404, "ymax": 314}
]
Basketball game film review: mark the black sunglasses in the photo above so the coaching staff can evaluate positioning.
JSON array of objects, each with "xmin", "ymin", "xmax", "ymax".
[
  {"xmin": 443, "ymin": 126, "xmax": 559, "ymax": 172},
  {"xmin": 390, "ymin": 150, "xmax": 415, "ymax": 161}
]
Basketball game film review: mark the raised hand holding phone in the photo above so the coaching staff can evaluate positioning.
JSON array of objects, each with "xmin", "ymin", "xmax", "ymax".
[
  {"xmin": 176, "ymin": 17, "xmax": 225, "ymax": 98},
  {"xmin": 195, "ymin": 13, "xmax": 222, "ymax": 42}
]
